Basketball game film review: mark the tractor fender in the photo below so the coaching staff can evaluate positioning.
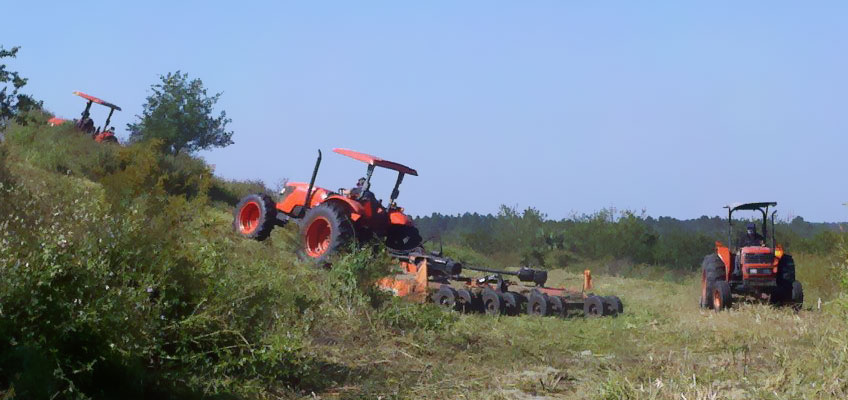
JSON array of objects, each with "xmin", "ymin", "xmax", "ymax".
[
  {"xmin": 715, "ymin": 241, "xmax": 731, "ymax": 280},
  {"xmin": 323, "ymin": 195, "xmax": 365, "ymax": 221},
  {"xmin": 276, "ymin": 182, "xmax": 332, "ymax": 214},
  {"xmin": 388, "ymin": 210, "xmax": 414, "ymax": 226}
]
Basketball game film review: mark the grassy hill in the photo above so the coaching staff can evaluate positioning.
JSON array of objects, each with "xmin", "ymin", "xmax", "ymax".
[{"xmin": 1, "ymin": 120, "xmax": 847, "ymax": 399}]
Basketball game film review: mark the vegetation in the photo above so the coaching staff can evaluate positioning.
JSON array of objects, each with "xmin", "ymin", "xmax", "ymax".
[
  {"xmin": 1, "ymin": 120, "xmax": 847, "ymax": 399},
  {"xmin": 0, "ymin": 45, "xmax": 41, "ymax": 127},
  {"xmin": 127, "ymin": 71, "xmax": 234, "ymax": 155},
  {"xmin": 415, "ymin": 207, "xmax": 847, "ymax": 274}
]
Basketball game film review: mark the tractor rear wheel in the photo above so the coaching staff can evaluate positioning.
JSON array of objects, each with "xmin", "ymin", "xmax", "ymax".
[
  {"xmin": 603, "ymin": 296, "xmax": 624, "ymax": 316},
  {"xmin": 701, "ymin": 254, "xmax": 725, "ymax": 309},
  {"xmin": 777, "ymin": 254, "xmax": 796, "ymax": 284},
  {"xmin": 583, "ymin": 295, "xmax": 604, "ymax": 317},
  {"xmin": 433, "ymin": 285, "xmax": 458, "ymax": 311},
  {"xmin": 791, "ymin": 281, "xmax": 804, "ymax": 311},
  {"xmin": 776, "ymin": 254, "xmax": 798, "ymax": 305},
  {"xmin": 712, "ymin": 281, "xmax": 732, "ymax": 311},
  {"xmin": 527, "ymin": 291, "xmax": 550, "ymax": 317},
  {"xmin": 548, "ymin": 295, "xmax": 566, "ymax": 317},
  {"xmin": 233, "ymin": 194, "xmax": 277, "ymax": 241},
  {"xmin": 501, "ymin": 292, "xmax": 525, "ymax": 316},
  {"xmin": 299, "ymin": 203, "xmax": 355, "ymax": 264},
  {"xmin": 456, "ymin": 289, "xmax": 480, "ymax": 313},
  {"xmin": 481, "ymin": 288, "xmax": 503, "ymax": 316}
]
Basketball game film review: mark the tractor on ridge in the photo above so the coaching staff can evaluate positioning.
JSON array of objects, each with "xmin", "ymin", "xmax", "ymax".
[
  {"xmin": 233, "ymin": 148, "xmax": 423, "ymax": 263},
  {"xmin": 48, "ymin": 91, "xmax": 121, "ymax": 143},
  {"xmin": 700, "ymin": 202, "xmax": 803, "ymax": 311}
]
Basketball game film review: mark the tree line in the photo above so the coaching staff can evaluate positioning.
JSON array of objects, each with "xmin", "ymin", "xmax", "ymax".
[{"xmin": 415, "ymin": 207, "xmax": 846, "ymax": 270}]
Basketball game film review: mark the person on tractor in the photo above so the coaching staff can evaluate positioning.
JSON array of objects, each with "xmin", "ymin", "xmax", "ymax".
[
  {"xmin": 738, "ymin": 222, "xmax": 764, "ymax": 247},
  {"xmin": 76, "ymin": 117, "xmax": 95, "ymax": 134},
  {"xmin": 347, "ymin": 177, "xmax": 367, "ymax": 198}
]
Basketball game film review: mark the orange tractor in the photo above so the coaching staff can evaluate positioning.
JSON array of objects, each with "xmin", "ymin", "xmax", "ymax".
[
  {"xmin": 700, "ymin": 202, "xmax": 803, "ymax": 311},
  {"xmin": 47, "ymin": 91, "xmax": 120, "ymax": 143},
  {"xmin": 233, "ymin": 148, "xmax": 422, "ymax": 263}
]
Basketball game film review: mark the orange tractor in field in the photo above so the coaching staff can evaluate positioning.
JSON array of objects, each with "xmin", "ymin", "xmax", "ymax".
[
  {"xmin": 47, "ymin": 91, "xmax": 120, "ymax": 143},
  {"xmin": 233, "ymin": 148, "xmax": 422, "ymax": 263},
  {"xmin": 700, "ymin": 202, "xmax": 803, "ymax": 311}
]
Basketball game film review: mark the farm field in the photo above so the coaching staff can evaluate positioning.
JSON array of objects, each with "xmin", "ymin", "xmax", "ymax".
[{"xmin": 1, "ymin": 123, "xmax": 847, "ymax": 400}]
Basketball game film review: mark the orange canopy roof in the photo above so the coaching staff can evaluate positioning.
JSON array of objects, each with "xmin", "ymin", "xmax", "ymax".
[
  {"xmin": 73, "ymin": 91, "xmax": 122, "ymax": 111},
  {"xmin": 333, "ymin": 148, "xmax": 418, "ymax": 176}
]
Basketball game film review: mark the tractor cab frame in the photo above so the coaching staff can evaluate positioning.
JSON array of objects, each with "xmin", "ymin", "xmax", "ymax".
[{"xmin": 724, "ymin": 201, "xmax": 778, "ymax": 251}]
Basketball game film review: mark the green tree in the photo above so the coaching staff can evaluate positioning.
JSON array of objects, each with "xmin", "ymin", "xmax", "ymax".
[
  {"xmin": 128, "ymin": 71, "xmax": 233, "ymax": 155},
  {"xmin": 0, "ymin": 45, "xmax": 41, "ymax": 127}
]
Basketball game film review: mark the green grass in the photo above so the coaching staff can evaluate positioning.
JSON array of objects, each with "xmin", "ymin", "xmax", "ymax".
[{"xmin": 304, "ymin": 265, "xmax": 848, "ymax": 399}]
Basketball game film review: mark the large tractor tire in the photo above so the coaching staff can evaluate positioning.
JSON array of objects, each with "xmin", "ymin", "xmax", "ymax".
[
  {"xmin": 774, "ymin": 254, "xmax": 798, "ymax": 304},
  {"xmin": 385, "ymin": 225, "xmax": 423, "ymax": 252},
  {"xmin": 777, "ymin": 254, "xmax": 796, "ymax": 284},
  {"xmin": 712, "ymin": 281, "xmax": 732, "ymax": 311},
  {"xmin": 233, "ymin": 194, "xmax": 277, "ymax": 241},
  {"xmin": 791, "ymin": 281, "xmax": 804, "ymax": 311},
  {"xmin": 299, "ymin": 203, "xmax": 355, "ymax": 265},
  {"xmin": 700, "ymin": 254, "xmax": 725, "ymax": 309}
]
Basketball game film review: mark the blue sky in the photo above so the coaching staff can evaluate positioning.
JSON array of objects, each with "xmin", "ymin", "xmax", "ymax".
[{"xmin": 3, "ymin": 1, "xmax": 847, "ymax": 221}]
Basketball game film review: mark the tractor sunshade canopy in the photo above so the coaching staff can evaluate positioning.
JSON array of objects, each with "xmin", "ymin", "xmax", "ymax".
[
  {"xmin": 73, "ymin": 91, "xmax": 122, "ymax": 111},
  {"xmin": 725, "ymin": 202, "xmax": 778, "ymax": 212},
  {"xmin": 333, "ymin": 148, "xmax": 418, "ymax": 176}
]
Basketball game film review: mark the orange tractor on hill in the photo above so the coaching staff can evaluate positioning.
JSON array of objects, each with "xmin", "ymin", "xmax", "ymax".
[
  {"xmin": 700, "ymin": 202, "xmax": 803, "ymax": 311},
  {"xmin": 233, "ymin": 148, "xmax": 423, "ymax": 263},
  {"xmin": 48, "ymin": 91, "xmax": 121, "ymax": 143}
]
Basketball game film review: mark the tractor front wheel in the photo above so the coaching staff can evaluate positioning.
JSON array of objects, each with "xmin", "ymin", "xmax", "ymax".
[
  {"xmin": 299, "ymin": 203, "xmax": 355, "ymax": 265},
  {"xmin": 233, "ymin": 194, "xmax": 277, "ymax": 241}
]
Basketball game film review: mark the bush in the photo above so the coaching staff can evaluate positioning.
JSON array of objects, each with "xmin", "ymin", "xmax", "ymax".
[
  {"xmin": 208, "ymin": 178, "xmax": 269, "ymax": 208},
  {"xmin": 0, "ymin": 131, "xmax": 326, "ymax": 398}
]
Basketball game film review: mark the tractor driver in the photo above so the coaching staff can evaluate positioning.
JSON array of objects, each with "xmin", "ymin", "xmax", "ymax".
[{"xmin": 739, "ymin": 222, "xmax": 764, "ymax": 247}]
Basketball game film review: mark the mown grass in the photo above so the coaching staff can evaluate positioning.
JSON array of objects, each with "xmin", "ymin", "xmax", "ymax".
[
  {"xmin": 302, "ymin": 262, "xmax": 848, "ymax": 399},
  {"xmin": 1, "ymin": 121, "xmax": 846, "ymax": 399}
]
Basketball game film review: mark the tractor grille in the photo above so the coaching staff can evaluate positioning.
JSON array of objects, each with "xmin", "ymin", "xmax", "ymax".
[{"xmin": 744, "ymin": 253, "xmax": 774, "ymax": 265}]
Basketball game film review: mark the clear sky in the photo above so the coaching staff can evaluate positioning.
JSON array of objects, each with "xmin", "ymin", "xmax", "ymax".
[{"xmin": 3, "ymin": 1, "xmax": 847, "ymax": 221}]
